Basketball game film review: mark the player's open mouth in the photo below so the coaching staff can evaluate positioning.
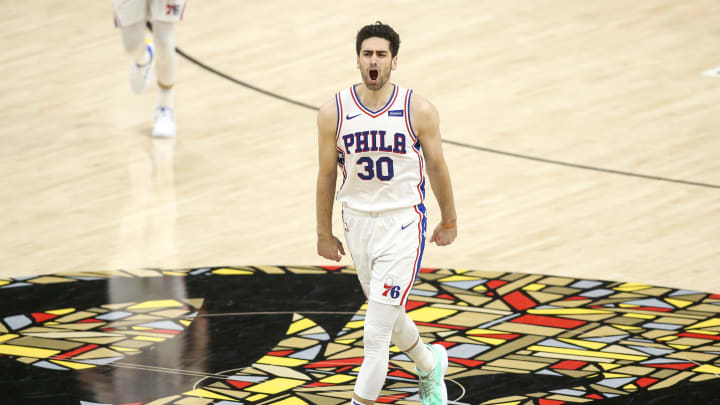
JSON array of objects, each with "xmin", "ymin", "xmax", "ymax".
[{"xmin": 369, "ymin": 69, "xmax": 379, "ymax": 81}]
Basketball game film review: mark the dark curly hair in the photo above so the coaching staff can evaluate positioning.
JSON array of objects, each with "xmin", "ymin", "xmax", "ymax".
[{"xmin": 356, "ymin": 21, "xmax": 401, "ymax": 57}]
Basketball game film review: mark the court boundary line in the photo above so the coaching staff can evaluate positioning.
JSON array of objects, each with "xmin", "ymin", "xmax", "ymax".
[{"xmin": 174, "ymin": 46, "xmax": 719, "ymax": 190}]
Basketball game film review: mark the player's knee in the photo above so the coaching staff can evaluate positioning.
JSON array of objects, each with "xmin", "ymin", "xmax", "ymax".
[
  {"xmin": 363, "ymin": 322, "xmax": 393, "ymax": 357},
  {"xmin": 120, "ymin": 23, "xmax": 145, "ymax": 54}
]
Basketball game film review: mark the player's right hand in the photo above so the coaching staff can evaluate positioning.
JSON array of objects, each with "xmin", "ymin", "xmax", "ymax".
[{"xmin": 317, "ymin": 234, "xmax": 345, "ymax": 262}]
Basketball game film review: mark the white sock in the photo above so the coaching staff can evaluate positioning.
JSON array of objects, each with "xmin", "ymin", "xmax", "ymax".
[{"xmin": 157, "ymin": 86, "xmax": 174, "ymax": 108}]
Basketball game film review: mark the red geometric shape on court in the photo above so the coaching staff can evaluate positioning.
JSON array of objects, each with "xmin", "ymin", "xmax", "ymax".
[
  {"xmin": 415, "ymin": 322, "xmax": 468, "ymax": 330},
  {"xmin": 636, "ymin": 377, "xmax": 659, "ymax": 388},
  {"xmin": 53, "ymin": 344, "xmax": 99, "ymax": 360},
  {"xmin": 564, "ymin": 296, "xmax": 588, "ymax": 301},
  {"xmin": 503, "ymin": 290, "xmax": 537, "ymax": 311},
  {"xmin": 305, "ymin": 382, "xmax": 334, "ymax": 387},
  {"xmin": 321, "ymin": 266, "xmax": 343, "ymax": 271},
  {"xmin": 470, "ymin": 333, "xmax": 520, "ymax": 340},
  {"xmin": 486, "ymin": 292, "xmax": 496, "ymax": 296},
  {"xmin": 511, "ymin": 314, "xmax": 586, "ymax": 329},
  {"xmin": 227, "ymin": 380, "xmax": 253, "ymax": 389},
  {"xmin": 551, "ymin": 360, "xmax": 587, "ymax": 370},
  {"xmin": 645, "ymin": 362, "xmax": 695, "ymax": 370},
  {"xmin": 436, "ymin": 294, "xmax": 455, "ymax": 300},
  {"xmin": 405, "ymin": 300, "xmax": 426, "ymax": 311},
  {"xmin": 678, "ymin": 332, "xmax": 720, "ymax": 341},
  {"xmin": 449, "ymin": 357, "xmax": 484, "ymax": 368},
  {"xmin": 304, "ymin": 357, "xmax": 364, "ymax": 368},
  {"xmin": 585, "ymin": 394, "xmax": 603, "ymax": 399},
  {"xmin": 388, "ymin": 369, "xmax": 416, "ymax": 379},
  {"xmin": 77, "ymin": 318, "xmax": 103, "ymax": 323},
  {"xmin": 539, "ymin": 399, "xmax": 565, "ymax": 405},
  {"xmin": 268, "ymin": 350, "xmax": 294, "ymax": 356},
  {"xmin": 708, "ymin": 294, "xmax": 720, "ymax": 299},
  {"xmin": 485, "ymin": 280, "xmax": 507, "ymax": 289},
  {"xmin": 419, "ymin": 268, "xmax": 437, "ymax": 273},
  {"xmin": 31, "ymin": 312, "xmax": 57, "ymax": 323},
  {"xmin": 376, "ymin": 393, "xmax": 409, "ymax": 403},
  {"xmin": 433, "ymin": 341, "xmax": 456, "ymax": 349},
  {"xmin": 337, "ymin": 366, "xmax": 353, "ymax": 373}
]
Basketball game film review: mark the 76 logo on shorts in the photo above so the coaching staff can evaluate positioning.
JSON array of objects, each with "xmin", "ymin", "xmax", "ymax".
[{"xmin": 382, "ymin": 283, "xmax": 401, "ymax": 299}]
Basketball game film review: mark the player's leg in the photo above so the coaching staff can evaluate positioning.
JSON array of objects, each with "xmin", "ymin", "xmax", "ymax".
[
  {"xmin": 373, "ymin": 205, "xmax": 448, "ymax": 405},
  {"xmin": 150, "ymin": 21, "xmax": 177, "ymax": 136},
  {"xmin": 148, "ymin": 0, "xmax": 187, "ymax": 137},
  {"xmin": 352, "ymin": 300, "xmax": 403, "ymax": 404},
  {"xmin": 113, "ymin": 0, "xmax": 155, "ymax": 94}
]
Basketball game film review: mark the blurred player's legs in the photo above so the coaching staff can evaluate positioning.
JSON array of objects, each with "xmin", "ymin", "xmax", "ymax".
[
  {"xmin": 113, "ymin": 0, "xmax": 186, "ymax": 137},
  {"xmin": 151, "ymin": 21, "xmax": 177, "ymax": 137},
  {"xmin": 120, "ymin": 22, "xmax": 155, "ymax": 94}
]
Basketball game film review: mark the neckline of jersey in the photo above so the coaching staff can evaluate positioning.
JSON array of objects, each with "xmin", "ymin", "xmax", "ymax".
[{"xmin": 351, "ymin": 84, "xmax": 398, "ymax": 118}]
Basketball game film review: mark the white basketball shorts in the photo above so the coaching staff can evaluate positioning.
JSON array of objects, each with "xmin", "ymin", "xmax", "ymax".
[
  {"xmin": 113, "ymin": 0, "xmax": 188, "ymax": 27},
  {"xmin": 342, "ymin": 203, "xmax": 427, "ymax": 306}
]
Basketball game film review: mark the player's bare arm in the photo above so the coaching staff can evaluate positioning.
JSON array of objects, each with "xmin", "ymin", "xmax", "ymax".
[
  {"xmin": 316, "ymin": 99, "xmax": 346, "ymax": 261},
  {"xmin": 411, "ymin": 93, "xmax": 458, "ymax": 246}
]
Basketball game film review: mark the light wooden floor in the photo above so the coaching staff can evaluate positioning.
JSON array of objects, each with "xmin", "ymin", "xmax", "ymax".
[{"xmin": 1, "ymin": 1, "xmax": 718, "ymax": 292}]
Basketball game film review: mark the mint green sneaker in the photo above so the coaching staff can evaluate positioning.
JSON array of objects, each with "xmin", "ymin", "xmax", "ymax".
[{"xmin": 415, "ymin": 343, "xmax": 448, "ymax": 405}]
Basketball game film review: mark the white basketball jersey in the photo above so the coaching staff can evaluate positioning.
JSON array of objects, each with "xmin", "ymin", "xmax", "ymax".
[{"xmin": 335, "ymin": 84, "xmax": 425, "ymax": 211}]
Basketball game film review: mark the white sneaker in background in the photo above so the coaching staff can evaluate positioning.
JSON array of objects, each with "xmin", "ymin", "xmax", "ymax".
[{"xmin": 152, "ymin": 106, "xmax": 177, "ymax": 137}]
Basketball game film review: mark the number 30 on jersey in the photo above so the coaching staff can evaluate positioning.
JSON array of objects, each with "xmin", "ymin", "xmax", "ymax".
[{"xmin": 356, "ymin": 156, "xmax": 394, "ymax": 181}]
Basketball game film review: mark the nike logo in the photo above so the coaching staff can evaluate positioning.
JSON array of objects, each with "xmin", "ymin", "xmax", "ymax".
[
  {"xmin": 401, "ymin": 220, "xmax": 415, "ymax": 230},
  {"xmin": 346, "ymin": 113, "xmax": 361, "ymax": 120}
]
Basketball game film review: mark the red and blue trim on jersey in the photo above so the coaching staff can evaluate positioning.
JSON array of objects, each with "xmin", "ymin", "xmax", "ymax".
[
  {"xmin": 350, "ymin": 84, "xmax": 399, "ymax": 118},
  {"xmin": 400, "ymin": 203, "xmax": 427, "ymax": 305},
  {"xmin": 404, "ymin": 89, "xmax": 426, "ymax": 202},
  {"xmin": 335, "ymin": 92, "xmax": 348, "ymax": 184}
]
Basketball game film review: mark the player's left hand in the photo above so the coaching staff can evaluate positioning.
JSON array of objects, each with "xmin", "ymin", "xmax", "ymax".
[{"xmin": 430, "ymin": 222, "xmax": 457, "ymax": 246}]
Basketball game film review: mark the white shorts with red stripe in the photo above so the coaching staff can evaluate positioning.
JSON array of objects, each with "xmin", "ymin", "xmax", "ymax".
[
  {"xmin": 342, "ymin": 203, "xmax": 427, "ymax": 306},
  {"xmin": 113, "ymin": 0, "xmax": 188, "ymax": 27}
]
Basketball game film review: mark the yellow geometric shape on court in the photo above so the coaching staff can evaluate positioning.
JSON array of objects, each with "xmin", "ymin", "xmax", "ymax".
[
  {"xmin": 272, "ymin": 398, "xmax": 308, "ymax": 405},
  {"xmin": 693, "ymin": 364, "xmax": 720, "ymax": 374},
  {"xmin": 527, "ymin": 345, "xmax": 647, "ymax": 361},
  {"xmin": 346, "ymin": 320, "xmax": 364, "ymax": 329},
  {"xmin": 0, "ymin": 334, "xmax": 18, "ymax": 344},
  {"xmin": 51, "ymin": 360, "xmax": 96, "ymax": 370},
  {"xmin": 689, "ymin": 318, "xmax": 720, "ymax": 329},
  {"xmin": 320, "ymin": 374, "xmax": 355, "ymax": 384},
  {"xmin": 184, "ymin": 388, "xmax": 235, "ymax": 400},
  {"xmin": 523, "ymin": 283, "xmax": 546, "ymax": 291},
  {"xmin": 161, "ymin": 271, "xmax": 187, "ymax": 276},
  {"xmin": 128, "ymin": 299, "xmax": 183, "ymax": 310},
  {"xmin": 614, "ymin": 283, "xmax": 651, "ymax": 292},
  {"xmin": 0, "ymin": 344, "xmax": 59, "ymax": 358},
  {"xmin": 134, "ymin": 336, "xmax": 166, "ymax": 342},
  {"xmin": 258, "ymin": 355, "xmax": 308, "ymax": 367},
  {"xmin": 558, "ymin": 338, "xmax": 606, "ymax": 350},
  {"xmin": 665, "ymin": 298, "xmax": 692, "ymax": 309},
  {"xmin": 469, "ymin": 336, "xmax": 506, "ymax": 346},
  {"xmin": 528, "ymin": 308, "xmax": 610, "ymax": 315},
  {"xmin": 623, "ymin": 313, "xmax": 655, "ymax": 319},
  {"xmin": 0, "ymin": 280, "xmax": 8, "ymax": 286},
  {"xmin": 212, "ymin": 268, "xmax": 254, "ymax": 275},
  {"xmin": 246, "ymin": 394, "xmax": 268, "ymax": 401},
  {"xmin": 46, "ymin": 308, "xmax": 75, "ymax": 316},
  {"xmin": 437, "ymin": 275, "xmax": 480, "ymax": 282},
  {"xmin": 287, "ymin": 318, "xmax": 315, "ymax": 335},
  {"xmin": 408, "ymin": 307, "xmax": 457, "ymax": 322},
  {"xmin": 246, "ymin": 378, "xmax": 305, "ymax": 394}
]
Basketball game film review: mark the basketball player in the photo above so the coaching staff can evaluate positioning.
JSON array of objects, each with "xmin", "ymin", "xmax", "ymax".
[
  {"xmin": 316, "ymin": 22, "xmax": 457, "ymax": 405},
  {"xmin": 112, "ymin": 0, "xmax": 187, "ymax": 137}
]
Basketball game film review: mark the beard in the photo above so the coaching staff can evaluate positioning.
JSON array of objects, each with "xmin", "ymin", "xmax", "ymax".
[{"xmin": 361, "ymin": 67, "xmax": 391, "ymax": 91}]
